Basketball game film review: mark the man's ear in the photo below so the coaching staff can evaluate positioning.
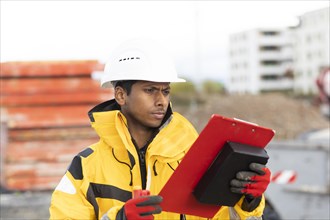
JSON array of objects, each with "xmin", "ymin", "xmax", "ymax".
[{"xmin": 114, "ymin": 87, "xmax": 126, "ymax": 106}]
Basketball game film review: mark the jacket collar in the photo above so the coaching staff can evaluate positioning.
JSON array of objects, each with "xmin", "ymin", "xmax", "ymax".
[
  {"xmin": 88, "ymin": 99, "xmax": 174, "ymax": 152},
  {"xmin": 88, "ymin": 99, "xmax": 121, "ymax": 122},
  {"xmin": 88, "ymin": 100, "xmax": 197, "ymax": 162}
]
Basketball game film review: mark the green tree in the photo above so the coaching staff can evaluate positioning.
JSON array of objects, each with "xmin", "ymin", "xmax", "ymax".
[
  {"xmin": 170, "ymin": 81, "xmax": 196, "ymax": 95},
  {"xmin": 202, "ymin": 80, "xmax": 224, "ymax": 94}
]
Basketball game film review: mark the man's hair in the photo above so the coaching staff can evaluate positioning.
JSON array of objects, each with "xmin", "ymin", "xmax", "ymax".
[{"xmin": 113, "ymin": 80, "xmax": 137, "ymax": 95}]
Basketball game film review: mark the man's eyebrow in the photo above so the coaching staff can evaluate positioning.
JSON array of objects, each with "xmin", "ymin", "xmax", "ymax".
[
  {"xmin": 142, "ymin": 84, "xmax": 170, "ymax": 89},
  {"xmin": 144, "ymin": 86, "xmax": 171, "ymax": 91}
]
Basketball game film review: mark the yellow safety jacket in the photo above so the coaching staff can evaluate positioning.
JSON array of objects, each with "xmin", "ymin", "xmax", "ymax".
[{"xmin": 49, "ymin": 100, "xmax": 265, "ymax": 220}]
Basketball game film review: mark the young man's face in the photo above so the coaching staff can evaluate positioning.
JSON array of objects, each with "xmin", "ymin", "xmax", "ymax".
[{"xmin": 120, "ymin": 81, "xmax": 171, "ymax": 130}]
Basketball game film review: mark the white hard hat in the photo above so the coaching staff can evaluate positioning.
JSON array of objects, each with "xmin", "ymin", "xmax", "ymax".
[{"xmin": 101, "ymin": 38, "xmax": 186, "ymax": 88}]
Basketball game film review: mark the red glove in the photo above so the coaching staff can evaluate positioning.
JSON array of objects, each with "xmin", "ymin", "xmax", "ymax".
[
  {"xmin": 230, "ymin": 162, "xmax": 271, "ymax": 198},
  {"xmin": 117, "ymin": 195, "xmax": 163, "ymax": 220}
]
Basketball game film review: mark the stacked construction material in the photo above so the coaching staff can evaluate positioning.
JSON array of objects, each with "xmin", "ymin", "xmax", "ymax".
[{"xmin": 0, "ymin": 60, "xmax": 112, "ymax": 191}]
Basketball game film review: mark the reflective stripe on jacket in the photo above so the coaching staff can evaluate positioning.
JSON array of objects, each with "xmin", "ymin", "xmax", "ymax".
[{"xmin": 49, "ymin": 100, "xmax": 265, "ymax": 219}]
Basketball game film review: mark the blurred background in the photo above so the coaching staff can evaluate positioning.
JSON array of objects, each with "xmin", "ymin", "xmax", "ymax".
[{"xmin": 1, "ymin": 1, "xmax": 329, "ymax": 219}]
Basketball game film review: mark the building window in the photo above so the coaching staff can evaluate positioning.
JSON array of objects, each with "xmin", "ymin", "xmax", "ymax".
[
  {"xmin": 260, "ymin": 31, "xmax": 279, "ymax": 36},
  {"xmin": 307, "ymin": 70, "xmax": 313, "ymax": 77},
  {"xmin": 260, "ymin": 46, "xmax": 280, "ymax": 51},
  {"xmin": 261, "ymin": 60, "xmax": 280, "ymax": 65},
  {"xmin": 260, "ymin": 75, "xmax": 279, "ymax": 80},
  {"xmin": 244, "ymin": 62, "xmax": 248, "ymax": 68}
]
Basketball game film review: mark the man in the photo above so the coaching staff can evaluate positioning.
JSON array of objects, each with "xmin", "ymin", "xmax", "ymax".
[{"xmin": 49, "ymin": 39, "xmax": 271, "ymax": 219}]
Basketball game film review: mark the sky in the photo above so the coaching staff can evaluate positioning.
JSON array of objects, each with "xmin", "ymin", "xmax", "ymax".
[{"xmin": 1, "ymin": 0, "xmax": 329, "ymax": 83}]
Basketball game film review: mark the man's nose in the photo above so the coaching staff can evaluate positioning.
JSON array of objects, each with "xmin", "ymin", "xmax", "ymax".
[{"xmin": 155, "ymin": 91, "xmax": 167, "ymax": 106}]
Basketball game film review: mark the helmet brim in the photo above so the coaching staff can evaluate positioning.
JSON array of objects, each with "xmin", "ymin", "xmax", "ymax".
[{"xmin": 101, "ymin": 77, "xmax": 186, "ymax": 88}]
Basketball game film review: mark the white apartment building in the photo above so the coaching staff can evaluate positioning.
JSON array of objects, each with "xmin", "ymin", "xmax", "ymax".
[
  {"xmin": 228, "ymin": 28, "xmax": 293, "ymax": 94},
  {"xmin": 293, "ymin": 7, "xmax": 330, "ymax": 95}
]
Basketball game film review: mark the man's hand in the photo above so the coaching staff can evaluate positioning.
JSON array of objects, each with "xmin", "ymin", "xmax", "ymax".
[
  {"xmin": 230, "ymin": 163, "xmax": 271, "ymax": 212},
  {"xmin": 230, "ymin": 162, "xmax": 271, "ymax": 198},
  {"xmin": 117, "ymin": 195, "xmax": 163, "ymax": 220}
]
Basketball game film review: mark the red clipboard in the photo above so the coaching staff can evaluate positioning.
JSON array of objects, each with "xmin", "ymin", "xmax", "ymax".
[{"xmin": 158, "ymin": 114, "xmax": 275, "ymax": 218}]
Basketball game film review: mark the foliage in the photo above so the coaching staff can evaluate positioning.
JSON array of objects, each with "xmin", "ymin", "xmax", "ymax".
[
  {"xmin": 202, "ymin": 80, "xmax": 225, "ymax": 94},
  {"xmin": 170, "ymin": 81, "xmax": 199, "ymax": 106},
  {"xmin": 170, "ymin": 81, "xmax": 197, "ymax": 94}
]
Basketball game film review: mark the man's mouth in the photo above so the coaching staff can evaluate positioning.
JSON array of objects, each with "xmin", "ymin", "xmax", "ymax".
[{"xmin": 152, "ymin": 111, "xmax": 165, "ymax": 120}]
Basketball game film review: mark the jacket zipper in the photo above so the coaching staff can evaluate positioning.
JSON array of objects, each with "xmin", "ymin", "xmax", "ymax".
[
  {"xmin": 138, "ymin": 149, "xmax": 147, "ymax": 190},
  {"xmin": 132, "ymin": 131, "xmax": 158, "ymax": 190},
  {"xmin": 132, "ymin": 138, "xmax": 148, "ymax": 190}
]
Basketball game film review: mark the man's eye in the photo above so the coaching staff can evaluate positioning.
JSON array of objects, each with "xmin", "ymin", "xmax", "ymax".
[
  {"xmin": 145, "ymin": 88, "xmax": 154, "ymax": 93},
  {"xmin": 163, "ymin": 90, "xmax": 170, "ymax": 95}
]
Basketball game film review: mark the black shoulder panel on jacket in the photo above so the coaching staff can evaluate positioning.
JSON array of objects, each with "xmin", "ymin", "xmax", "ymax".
[
  {"xmin": 87, "ymin": 185, "xmax": 99, "ymax": 218},
  {"xmin": 79, "ymin": 148, "xmax": 94, "ymax": 158},
  {"xmin": 68, "ymin": 156, "xmax": 83, "ymax": 180}
]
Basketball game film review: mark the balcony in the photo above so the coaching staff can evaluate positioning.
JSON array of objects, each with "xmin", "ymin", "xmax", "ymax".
[
  {"xmin": 259, "ymin": 78, "xmax": 293, "ymax": 91},
  {"xmin": 258, "ymin": 37, "xmax": 288, "ymax": 46},
  {"xmin": 259, "ymin": 65, "xmax": 284, "ymax": 74},
  {"xmin": 259, "ymin": 51, "xmax": 282, "ymax": 60}
]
